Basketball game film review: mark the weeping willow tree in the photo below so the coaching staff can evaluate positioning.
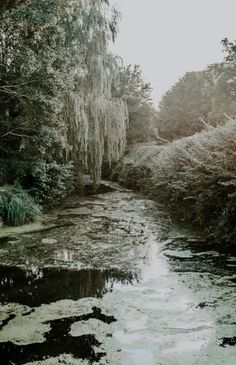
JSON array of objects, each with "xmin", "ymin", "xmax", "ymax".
[
  {"xmin": 0, "ymin": 0, "xmax": 129, "ymax": 200},
  {"xmin": 64, "ymin": 0, "xmax": 129, "ymax": 185}
]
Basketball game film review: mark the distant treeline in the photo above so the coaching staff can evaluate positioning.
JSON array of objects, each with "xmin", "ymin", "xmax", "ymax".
[{"xmin": 156, "ymin": 39, "xmax": 236, "ymax": 141}]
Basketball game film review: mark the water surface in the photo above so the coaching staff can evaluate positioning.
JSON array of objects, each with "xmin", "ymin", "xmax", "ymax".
[{"xmin": 0, "ymin": 186, "xmax": 235, "ymax": 364}]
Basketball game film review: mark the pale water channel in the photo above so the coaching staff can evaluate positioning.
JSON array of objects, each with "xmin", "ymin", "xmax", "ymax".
[{"xmin": 0, "ymin": 183, "xmax": 235, "ymax": 364}]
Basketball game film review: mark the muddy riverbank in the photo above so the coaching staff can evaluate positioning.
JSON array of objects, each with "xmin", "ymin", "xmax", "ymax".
[{"xmin": 0, "ymin": 184, "xmax": 235, "ymax": 364}]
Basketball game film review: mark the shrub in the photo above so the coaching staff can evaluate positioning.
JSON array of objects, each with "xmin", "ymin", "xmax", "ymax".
[
  {"xmin": 30, "ymin": 161, "xmax": 74, "ymax": 203},
  {"xmin": 0, "ymin": 185, "xmax": 41, "ymax": 226},
  {"xmin": 114, "ymin": 119, "xmax": 236, "ymax": 242},
  {"xmin": 151, "ymin": 118, "xmax": 236, "ymax": 234},
  {"xmin": 112, "ymin": 144, "xmax": 162, "ymax": 194}
]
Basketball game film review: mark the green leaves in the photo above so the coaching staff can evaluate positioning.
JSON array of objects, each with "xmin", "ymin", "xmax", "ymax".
[
  {"xmin": 0, "ymin": 0, "xmax": 127, "ymax": 201},
  {"xmin": 157, "ymin": 40, "xmax": 236, "ymax": 142},
  {"xmin": 0, "ymin": 0, "xmax": 73, "ymax": 200},
  {"xmin": 0, "ymin": 185, "xmax": 41, "ymax": 226}
]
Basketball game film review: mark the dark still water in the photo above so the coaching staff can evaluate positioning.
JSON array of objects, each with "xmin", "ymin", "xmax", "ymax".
[{"xmin": 0, "ymin": 188, "xmax": 235, "ymax": 364}]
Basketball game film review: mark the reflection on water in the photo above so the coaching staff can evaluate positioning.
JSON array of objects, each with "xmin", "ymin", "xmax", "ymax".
[
  {"xmin": 163, "ymin": 238, "xmax": 236, "ymax": 276},
  {"xmin": 0, "ymin": 265, "xmax": 138, "ymax": 307},
  {"xmin": 0, "ymin": 307, "xmax": 116, "ymax": 365},
  {"xmin": 54, "ymin": 249, "xmax": 75, "ymax": 263},
  {"xmin": 0, "ymin": 334, "xmax": 102, "ymax": 365}
]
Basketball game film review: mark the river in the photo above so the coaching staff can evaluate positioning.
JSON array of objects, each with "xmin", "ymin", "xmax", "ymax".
[{"xmin": 0, "ymin": 183, "xmax": 235, "ymax": 364}]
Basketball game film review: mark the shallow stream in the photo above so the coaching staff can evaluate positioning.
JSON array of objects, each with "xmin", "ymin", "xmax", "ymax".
[{"xmin": 0, "ymin": 184, "xmax": 235, "ymax": 364}]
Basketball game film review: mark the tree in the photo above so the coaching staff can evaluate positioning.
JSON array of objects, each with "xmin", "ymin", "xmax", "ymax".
[
  {"xmin": 157, "ymin": 42, "xmax": 236, "ymax": 142},
  {"xmin": 0, "ymin": 0, "xmax": 75, "ymax": 199},
  {"xmin": 64, "ymin": 1, "xmax": 128, "ymax": 185},
  {"xmin": 157, "ymin": 71, "xmax": 209, "ymax": 141},
  {"xmin": 222, "ymin": 38, "xmax": 236, "ymax": 62},
  {"xmin": 114, "ymin": 65, "xmax": 158, "ymax": 145},
  {"xmin": 0, "ymin": 0, "xmax": 129, "ymax": 197}
]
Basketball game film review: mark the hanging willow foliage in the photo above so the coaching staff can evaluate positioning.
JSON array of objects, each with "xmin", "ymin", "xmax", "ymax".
[
  {"xmin": 0, "ymin": 0, "xmax": 128, "ymax": 200},
  {"xmin": 65, "ymin": 83, "xmax": 128, "ymax": 184},
  {"xmin": 64, "ymin": 0, "xmax": 129, "ymax": 185}
]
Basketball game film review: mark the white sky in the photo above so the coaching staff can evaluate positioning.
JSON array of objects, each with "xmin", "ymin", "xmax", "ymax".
[{"xmin": 110, "ymin": 0, "xmax": 236, "ymax": 106}]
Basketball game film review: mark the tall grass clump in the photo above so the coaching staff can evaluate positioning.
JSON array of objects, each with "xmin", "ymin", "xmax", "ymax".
[{"xmin": 0, "ymin": 186, "xmax": 41, "ymax": 226}]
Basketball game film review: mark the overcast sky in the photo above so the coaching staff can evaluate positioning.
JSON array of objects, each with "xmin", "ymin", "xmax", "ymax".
[{"xmin": 110, "ymin": 0, "xmax": 236, "ymax": 106}]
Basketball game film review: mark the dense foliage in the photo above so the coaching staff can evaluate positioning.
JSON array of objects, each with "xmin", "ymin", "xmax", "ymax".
[
  {"xmin": 0, "ymin": 0, "xmax": 73, "ymax": 199},
  {"xmin": 157, "ymin": 71, "xmax": 208, "ymax": 140},
  {"xmin": 0, "ymin": 185, "xmax": 41, "ymax": 226},
  {"xmin": 157, "ymin": 42, "xmax": 236, "ymax": 141},
  {"xmin": 112, "ymin": 144, "xmax": 161, "ymax": 194},
  {"xmin": 113, "ymin": 65, "xmax": 158, "ymax": 145},
  {"xmin": 0, "ymin": 0, "xmax": 129, "ymax": 207},
  {"xmin": 151, "ymin": 118, "xmax": 236, "ymax": 242}
]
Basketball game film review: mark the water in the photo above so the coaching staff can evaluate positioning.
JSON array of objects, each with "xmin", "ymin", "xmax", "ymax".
[{"xmin": 0, "ymin": 186, "xmax": 235, "ymax": 364}]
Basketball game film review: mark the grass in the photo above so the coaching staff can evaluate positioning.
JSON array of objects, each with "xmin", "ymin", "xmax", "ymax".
[{"xmin": 0, "ymin": 185, "xmax": 41, "ymax": 226}]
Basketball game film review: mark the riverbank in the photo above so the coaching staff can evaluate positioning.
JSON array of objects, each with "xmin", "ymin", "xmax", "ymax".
[{"xmin": 113, "ymin": 120, "xmax": 236, "ymax": 243}]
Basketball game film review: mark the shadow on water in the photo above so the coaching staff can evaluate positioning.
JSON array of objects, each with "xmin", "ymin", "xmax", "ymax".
[
  {"xmin": 0, "ymin": 265, "xmax": 130, "ymax": 365},
  {"xmin": 163, "ymin": 238, "xmax": 236, "ymax": 276},
  {"xmin": 0, "ymin": 307, "xmax": 116, "ymax": 365},
  {"xmin": 219, "ymin": 337, "xmax": 236, "ymax": 347},
  {"xmin": 0, "ymin": 265, "xmax": 138, "ymax": 307}
]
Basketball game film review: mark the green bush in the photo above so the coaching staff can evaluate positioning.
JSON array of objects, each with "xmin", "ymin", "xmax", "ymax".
[
  {"xmin": 114, "ymin": 119, "xmax": 236, "ymax": 243},
  {"xmin": 0, "ymin": 185, "xmax": 41, "ymax": 226},
  {"xmin": 112, "ymin": 144, "xmax": 162, "ymax": 194},
  {"xmin": 31, "ymin": 161, "xmax": 74, "ymax": 202},
  {"xmin": 150, "ymin": 119, "xmax": 236, "ymax": 240}
]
